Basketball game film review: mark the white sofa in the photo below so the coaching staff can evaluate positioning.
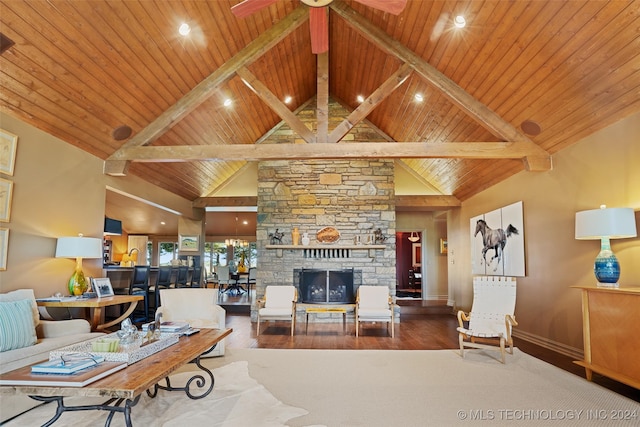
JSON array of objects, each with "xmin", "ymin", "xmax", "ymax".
[
  {"xmin": 156, "ymin": 288, "xmax": 226, "ymax": 357},
  {"xmin": 0, "ymin": 289, "xmax": 103, "ymax": 423}
]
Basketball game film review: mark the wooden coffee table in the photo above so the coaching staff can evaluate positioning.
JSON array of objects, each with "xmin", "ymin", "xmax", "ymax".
[{"xmin": 0, "ymin": 328, "xmax": 232, "ymax": 426}]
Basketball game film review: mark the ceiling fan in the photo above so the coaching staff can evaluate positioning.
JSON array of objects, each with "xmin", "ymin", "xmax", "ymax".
[{"xmin": 231, "ymin": 0, "xmax": 407, "ymax": 54}]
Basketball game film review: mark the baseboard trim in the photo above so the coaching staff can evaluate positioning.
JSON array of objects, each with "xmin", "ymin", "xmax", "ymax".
[{"xmin": 512, "ymin": 329, "xmax": 584, "ymax": 360}]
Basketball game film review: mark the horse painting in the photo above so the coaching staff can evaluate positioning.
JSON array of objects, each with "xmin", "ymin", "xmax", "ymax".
[{"xmin": 474, "ymin": 219, "xmax": 519, "ymax": 271}]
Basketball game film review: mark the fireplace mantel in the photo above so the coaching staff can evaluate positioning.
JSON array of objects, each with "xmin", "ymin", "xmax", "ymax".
[{"xmin": 266, "ymin": 244, "xmax": 386, "ymax": 258}]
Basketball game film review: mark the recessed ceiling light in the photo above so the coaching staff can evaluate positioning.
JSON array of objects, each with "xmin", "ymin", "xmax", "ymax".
[
  {"xmin": 223, "ymin": 98, "xmax": 232, "ymax": 107},
  {"xmin": 454, "ymin": 15, "xmax": 466, "ymax": 28},
  {"xmin": 414, "ymin": 93, "xmax": 424, "ymax": 102},
  {"xmin": 243, "ymin": 220, "xmax": 248, "ymax": 225},
  {"xmin": 284, "ymin": 95, "xmax": 292, "ymax": 104},
  {"xmin": 178, "ymin": 23, "xmax": 191, "ymax": 36},
  {"xmin": 357, "ymin": 95, "xmax": 365, "ymax": 103},
  {"xmin": 160, "ymin": 221, "xmax": 166, "ymax": 225}
]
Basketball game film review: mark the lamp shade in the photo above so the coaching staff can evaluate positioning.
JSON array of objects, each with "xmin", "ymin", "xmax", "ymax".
[
  {"xmin": 575, "ymin": 207, "xmax": 637, "ymax": 240},
  {"xmin": 55, "ymin": 236, "xmax": 103, "ymax": 259}
]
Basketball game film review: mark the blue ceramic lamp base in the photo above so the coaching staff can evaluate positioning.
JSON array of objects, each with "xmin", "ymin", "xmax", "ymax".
[{"xmin": 594, "ymin": 238, "xmax": 620, "ymax": 288}]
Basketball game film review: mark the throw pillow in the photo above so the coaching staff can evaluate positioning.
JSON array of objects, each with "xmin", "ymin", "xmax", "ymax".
[
  {"xmin": 0, "ymin": 288, "xmax": 40, "ymax": 327},
  {"xmin": 0, "ymin": 299, "xmax": 37, "ymax": 352}
]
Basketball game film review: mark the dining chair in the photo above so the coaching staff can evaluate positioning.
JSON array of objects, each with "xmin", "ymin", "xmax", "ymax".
[{"xmin": 215, "ymin": 265, "xmax": 234, "ymax": 293}]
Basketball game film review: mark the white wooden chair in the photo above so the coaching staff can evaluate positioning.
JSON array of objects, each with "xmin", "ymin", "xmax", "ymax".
[
  {"xmin": 156, "ymin": 288, "xmax": 226, "ymax": 357},
  {"xmin": 457, "ymin": 276, "xmax": 518, "ymax": 363},
  {"xmin": 355, "ymin": 285, "xmax": 394, "ymax": 338},
  {"xmin": 256, "ymin": 286, "xmax": 297, "ymax": 336}
]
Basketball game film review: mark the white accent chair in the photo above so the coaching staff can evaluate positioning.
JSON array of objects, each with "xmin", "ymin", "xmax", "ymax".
[
  {"xmin": 156, "ymin": 288, "xmax": 226, "ymax": 357},
  {"xmin": 456, "ymin": 276, "xmax": 518, "ymax": 363},
  {"xmin": 256, "ymin": 286, "xmax": 297, "ymax": 336},
  {"xmin": 355, "ymin": 285, "xmax": 394, "ymax": 338}
]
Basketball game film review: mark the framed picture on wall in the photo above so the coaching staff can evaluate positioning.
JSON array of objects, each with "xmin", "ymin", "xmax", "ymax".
[
  {"xmin": 0, "ymin": 178, "xmax": 13, "ymax": 222},
  {"xmin": 179, "ymin": 235, "xmax": 199, "ymax": 251},
  {"xmin": 412, "ymin": 243, "xmax": 421, "ymax": 267},
  {"xmin": 0, "ymin": 228, "xmax": 8, "ymax": 271},
  {"xmin": 440, "ymin": 238, "xmax": 448, "ymax": 254},
  {"xmin": 0, "ymin": 129, "xmax": 18, "ymax": 176}
]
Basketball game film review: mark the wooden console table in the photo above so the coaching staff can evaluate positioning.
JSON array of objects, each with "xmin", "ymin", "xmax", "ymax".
[
  {"xmin": 37, "ymin": 295, "xmax": 143, "ymax": 332},
  {"xmin": 572, "ymin": 285, "xmax": 640, "ymax": 389}
]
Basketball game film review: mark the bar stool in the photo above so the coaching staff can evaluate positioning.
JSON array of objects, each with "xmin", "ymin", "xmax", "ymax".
[
  {"xmin": 153, "ymin": 266, "xmax": 173, "ymax": 311},
  {"xmin": 129, "ymin": 265, "xmax": 151, "ymax": 323}
]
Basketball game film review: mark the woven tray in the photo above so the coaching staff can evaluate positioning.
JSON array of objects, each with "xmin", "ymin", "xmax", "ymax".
[{"xmin": 50, "ymin": 332, "xmax": 180, "ymax": 365}]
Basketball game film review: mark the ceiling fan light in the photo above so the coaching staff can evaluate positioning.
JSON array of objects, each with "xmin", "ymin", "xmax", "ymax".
[{"xmin": 301, "ymin": 0, "xmax": 333, "ymax": 7}]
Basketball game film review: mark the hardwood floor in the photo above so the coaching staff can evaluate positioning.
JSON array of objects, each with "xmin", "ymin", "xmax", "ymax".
[{"xmin": 222, "ymin": 311, "xmax": 640, "ymax": 403}]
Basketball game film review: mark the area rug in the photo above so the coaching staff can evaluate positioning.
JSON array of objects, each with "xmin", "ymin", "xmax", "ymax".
[
  {"xmin": 6, "ymin": 349, "xmax": 639, "ymax": 426},
  {"xmin": 203, "ymin": 348, "xmax": 639, "ymax": 427},
  {"xmin": 4, "ymin": 361, "xmax": 308, "ymax": 427}
]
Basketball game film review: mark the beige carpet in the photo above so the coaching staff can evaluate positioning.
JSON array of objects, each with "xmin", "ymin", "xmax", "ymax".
[{"xmin": 6, "ymin": 348, "xmax": 639, "ymax": 426}]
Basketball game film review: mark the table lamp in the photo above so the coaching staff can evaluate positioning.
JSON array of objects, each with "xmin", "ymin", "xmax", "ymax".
[
  {"xmin": 55, "ymin": 234, "xmax": 103, "ymax": 295},
  {"xmin": 575, "ymin": 205, "xmax": 637, "ymax": 287}
]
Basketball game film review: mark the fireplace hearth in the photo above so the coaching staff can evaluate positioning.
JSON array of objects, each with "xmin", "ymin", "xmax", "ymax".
[{"xmin": 295, "ymin": 268, "xmax": 360, "ymax": 304}]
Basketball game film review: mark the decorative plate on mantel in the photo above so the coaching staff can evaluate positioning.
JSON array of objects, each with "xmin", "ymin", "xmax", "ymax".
[{"xmin": 316, "ymin": 227, "xmax": 340, "ymax": 244}]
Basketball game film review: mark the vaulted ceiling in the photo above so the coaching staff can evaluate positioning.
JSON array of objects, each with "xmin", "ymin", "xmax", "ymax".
[{"xmin": 1, "ymin": 0, "xmax": 639, "ymax": 217}]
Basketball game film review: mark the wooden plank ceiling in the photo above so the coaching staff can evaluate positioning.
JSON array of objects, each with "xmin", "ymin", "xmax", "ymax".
[{"xmin": 1, "ymin": 0, "xmax": 639, "ymax": 206}]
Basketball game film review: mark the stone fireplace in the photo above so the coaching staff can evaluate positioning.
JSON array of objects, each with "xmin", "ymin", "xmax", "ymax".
[{"xmin": 253, "ymin": 159, "xmax": 396, "ymax": 322}]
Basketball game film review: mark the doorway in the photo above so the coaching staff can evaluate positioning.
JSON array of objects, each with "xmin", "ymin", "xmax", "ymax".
[{"xmin": 395, "ymin": 230, "xmax": 423, "ymax": 299}]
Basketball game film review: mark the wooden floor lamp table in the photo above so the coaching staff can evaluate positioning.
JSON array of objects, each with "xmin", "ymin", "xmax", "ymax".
[{"xmin": 37, "ymin": 295, "xmax": 144, "ymax": 332}]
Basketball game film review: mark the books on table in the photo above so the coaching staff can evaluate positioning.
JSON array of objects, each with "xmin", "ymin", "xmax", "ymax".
[
  {"xmin": 1, "ymin": 361, "xmax": 127, "ymax": 387},
  {"xmin": 141, "ymin": 321, "xmax": 190, "ymax": 333},
  {"xmin": 31, "ymin": 356, "xmax": 105, "ymax": 374}
]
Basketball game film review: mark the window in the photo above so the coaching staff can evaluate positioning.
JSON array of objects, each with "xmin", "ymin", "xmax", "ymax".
[
  {"xmin": 158, "ymin": 241, "xmax": 178, "ymax": 266},
  {"xmin": 204, "ymin": 242, "xmax": 228, "ymax": 278}
]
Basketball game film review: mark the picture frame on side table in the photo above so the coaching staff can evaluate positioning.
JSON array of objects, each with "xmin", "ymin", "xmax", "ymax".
[
  {"xmin": 179, "ymin": 235, "xmax": 199, "ymax": 251},
  {"xmin": 94, "ymin": 278, "xmax": 114, "ymax": 297},
  {"xmin": 0, "ymin": 178, "xmax": 13, "ymax": 222},
  {"xmin": 0, "ymin": 129, "xmax": 18, "ymax": 176},
  {"xmin": 0, "ymin": 228, "xmax": 8, "ymax": 270}
]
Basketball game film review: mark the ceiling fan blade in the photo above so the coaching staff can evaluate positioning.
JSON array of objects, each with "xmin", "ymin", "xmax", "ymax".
[
  {"xmin": 353, "ymin": 0, "xmax": 407, "ymax": 15},
  {"xmin": 231, "ymin": 0, "xmax": 280, "ymax": 19},
  {"xmin": 309, "ymin": 7, "xmax": 329, "ymax": 54}
]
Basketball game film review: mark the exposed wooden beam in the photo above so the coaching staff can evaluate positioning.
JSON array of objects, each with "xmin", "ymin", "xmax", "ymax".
[
  {"xmin": 395, "ymin": 195, "xmax": 461, "ymax": 211},
  {"xmin": 104, "ymin": 6, "xmax": 309, "ymax": 176},
  {"xmin": 108, "ymin": 141, "xmax": 549, "ymax": 162},
  {"xmin": 237, "ymin": 67, "xmax": 316, "ymax": 144},
  {"xmin": 192, "ymin": 194, "xmax": 459, "ymax": 210},
  {"xmin": 193, "ymin": 196, "xmax": 258, "ymax": 209},
  {"xmin": 316, "ymin": 52, "xmax": 329, "ymax": 143},
  {"xmin": 329, "ymin": 63, "xmax": 413, "ymax": 143},
  {"xmin": 330, "ymin": 2, "xmax": 550, "ymax": 162}
]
